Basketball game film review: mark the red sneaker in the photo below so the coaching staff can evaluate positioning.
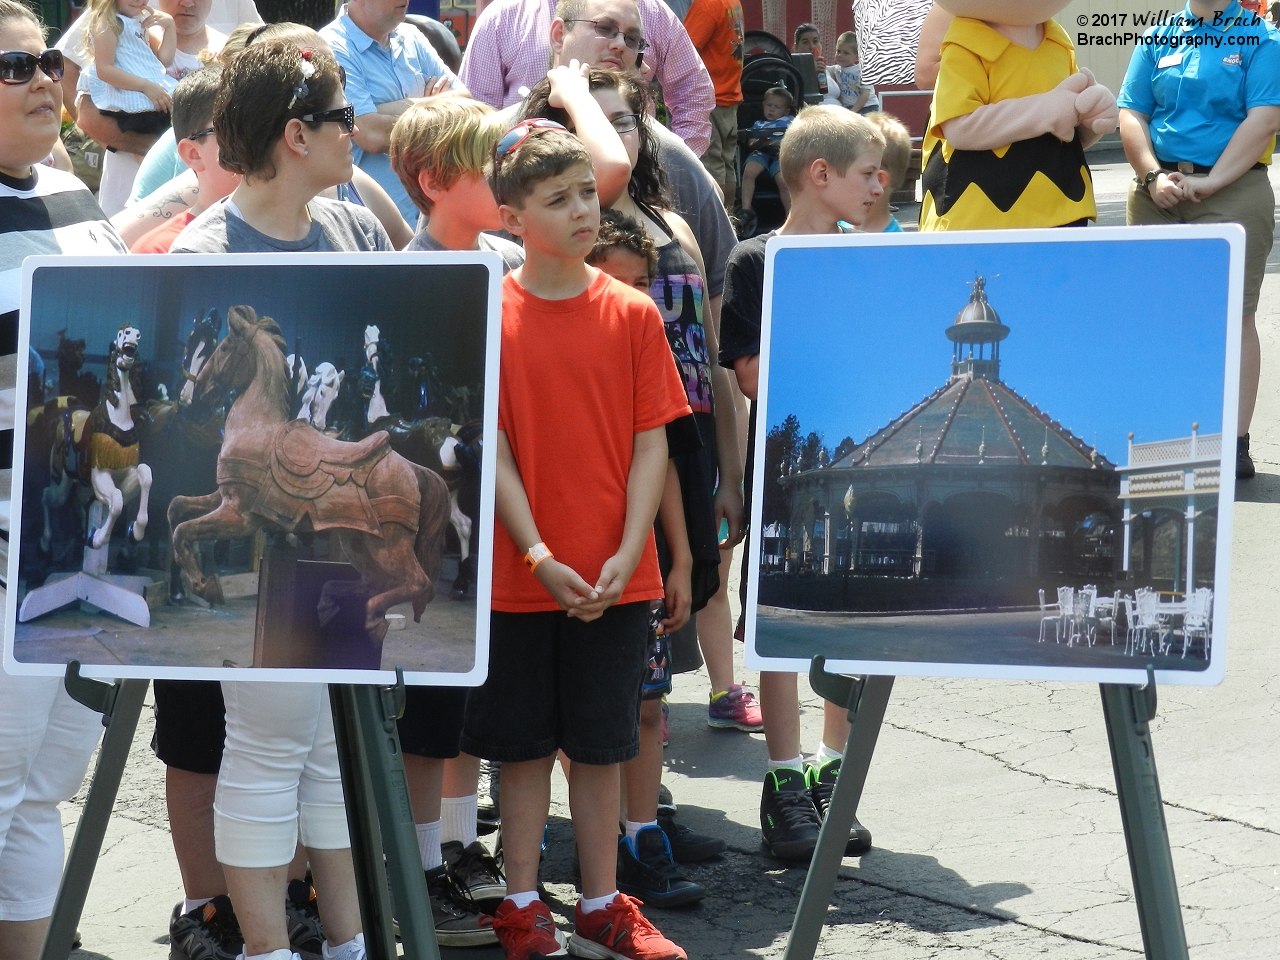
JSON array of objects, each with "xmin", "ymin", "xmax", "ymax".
[
  {"xmin": 482, "ymin": 898, "xmax": 567, "ymax": 960},
  {"xmin": 567, "ymin": 894, "xmax": 687, "ymax": 960}
]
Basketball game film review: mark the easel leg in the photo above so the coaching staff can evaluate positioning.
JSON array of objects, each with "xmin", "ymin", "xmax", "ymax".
[
  {"xmin": 40, "ymin": 664, "xmax": 148, "ymax": 960},
  {"xmin": 1100, "ymin": 672, "xmax": 1189, "ymax": 960},
  {"xmin": 331, "ymin": 677, "xmax": 440, "ymax": 960},
  {"xmin": 783, "ymin": 661, "xmax": 894, "ymax": 960}
]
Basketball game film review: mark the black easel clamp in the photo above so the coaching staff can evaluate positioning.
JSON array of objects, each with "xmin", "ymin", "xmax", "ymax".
[
  {"xmin": 378, "ymin": 665, "xmax": 407, "ymax": 729},
  {"xmin": 63, "ymin": 660, "xmax": 120, "ymax": 725},
  {"xmin": 808, "ymin": 655, "xmax": 864, "ymax": 716}
]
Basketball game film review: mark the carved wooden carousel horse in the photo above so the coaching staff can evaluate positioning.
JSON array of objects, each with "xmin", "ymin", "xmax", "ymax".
[
  {"xmin": 170, "ymin": 305, "xmax": 451, "ymax": 640},
  {"xmin": 83, "ymin": 324, "xmax": 153, "ymax": 550}
]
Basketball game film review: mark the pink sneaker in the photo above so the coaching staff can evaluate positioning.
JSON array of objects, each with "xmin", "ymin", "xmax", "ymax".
[{"xmin": 707, "ymin": 685, "xmax": 763, "ymax": 732}]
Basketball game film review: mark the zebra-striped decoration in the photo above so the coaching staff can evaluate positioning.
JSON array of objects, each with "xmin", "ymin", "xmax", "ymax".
[{"xmin": 853, "ymin": 0, "xmax": 933, "ymax": 85}]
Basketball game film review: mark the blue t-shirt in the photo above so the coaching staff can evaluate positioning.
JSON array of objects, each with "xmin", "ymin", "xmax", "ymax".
[
  {"xmin": 1117, "ymin": 1, "xmax": 1280, "ymax": 167},
  {"xmin": 321, "ymin": 6, "xmax": 458, "ymax": 223},
  {"xmin": 129, "ymin": 129, "xmax": 186, "ymax": 205},
  {"xmin": 749, "ymin": 115, "xmax": 794, "ymax": 144}
]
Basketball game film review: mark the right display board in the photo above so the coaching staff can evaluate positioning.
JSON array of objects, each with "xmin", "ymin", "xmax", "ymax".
[{"xmin": 744, "ymin": 226, "xmax": 1242, "ymax": 685}]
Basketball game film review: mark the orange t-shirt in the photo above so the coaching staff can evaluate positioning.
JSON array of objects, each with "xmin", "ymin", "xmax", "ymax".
[
  {"xmin": 684, "ymin": 0, "xmax": 744, "ymax": 107},
  {"xmin": 493, "ymin": 270, "xmax": 692, "ymax": 613},
  {"xmin": 129, "ymin": 210, "xmax": 195, "ymax": 253}
]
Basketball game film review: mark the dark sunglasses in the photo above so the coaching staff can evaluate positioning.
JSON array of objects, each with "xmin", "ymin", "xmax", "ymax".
[
  {"xmin": 493, "ymin": 118, "xmax": 567, "ymax": 170},
  {"xmin": 0, "ymin": 49, "xmax": 64, "ymax": 85},
  {"xmin": 186, "ymin": 127, "xmax": 215, "ymax": 142},
  {"xmin": 300, "ymin": 103, "xmax": 356, "ymax": 134}
]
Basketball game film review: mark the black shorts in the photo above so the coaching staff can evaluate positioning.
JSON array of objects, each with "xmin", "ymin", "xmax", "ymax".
[
  {"xmin": 461, "ymin": 603, "xmax": 649, "ymax": 765},
  {"xmin": 100, "ymin": 109, "xmax": 171, "ymax": 136},
  {"xmin": 152, "ymin": 679, "xmax": 226, "ymax": 775},
  {"xmin": 397, "ymin": 686, "xmax": 469, "ymax": 759}
]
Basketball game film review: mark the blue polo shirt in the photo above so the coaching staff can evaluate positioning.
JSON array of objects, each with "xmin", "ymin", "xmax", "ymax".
[
  {"xmin": 321, "ymin": 6, "xmax": 458, "ymax": 222},
  {"xmin": 1118, "ymin": 1, "xmax": 1280, "ymax": 167}
]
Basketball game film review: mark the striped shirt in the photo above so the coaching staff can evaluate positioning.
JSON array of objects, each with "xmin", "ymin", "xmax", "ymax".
[
  {"xmin": 0, "ymin": 167, "xmax": 126, "ymax": 525},
  {"xmin": 86, "ymin": 13, "xmax": 178, "ymax": 115},
  {"xmin": 459, "ymin": 0, "xmax": 715, "ymax": 156},
  {"xmin": 853, "ymin": 0, "xmax": 932, "ymax": 85}
]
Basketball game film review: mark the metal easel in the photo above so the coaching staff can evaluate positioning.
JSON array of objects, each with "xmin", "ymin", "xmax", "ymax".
[
  {"xmin": 782, "ymin": 658, "xmax": 1188, "ymax": 960},
  {"xmin": 39, "ymin": 662, "xmax": 441, "ymax": 960}
]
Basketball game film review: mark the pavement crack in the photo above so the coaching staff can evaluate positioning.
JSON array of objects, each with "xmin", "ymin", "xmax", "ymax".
[{"xmin": 884, "ymin": 719, "xmax": 1280, "ymax": 839}]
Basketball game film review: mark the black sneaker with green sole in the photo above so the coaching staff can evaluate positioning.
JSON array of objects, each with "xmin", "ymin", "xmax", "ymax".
[
  {"xmin": 807, "ymin": 758, "xmax": 873, "ymax": 855},
  {"xmin": 760, "ymin": 767, "xmax": 822, "ymax": 861}
]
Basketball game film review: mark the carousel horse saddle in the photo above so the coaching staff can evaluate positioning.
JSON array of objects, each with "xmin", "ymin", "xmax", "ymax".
[{"xmin": 228, "ymin": 421, "xmax": 399, "ymax": 536}]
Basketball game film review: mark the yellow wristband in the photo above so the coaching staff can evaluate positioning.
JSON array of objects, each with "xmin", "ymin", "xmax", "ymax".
[{"xmin": 524, "ymin": 542, "xmax": 552, "ymax": 572}]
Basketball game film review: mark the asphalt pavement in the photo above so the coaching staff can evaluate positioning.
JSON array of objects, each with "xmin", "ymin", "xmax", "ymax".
[{"xmin": 60, "ymin": 158, "xmax": 1280, "ymax": 959}]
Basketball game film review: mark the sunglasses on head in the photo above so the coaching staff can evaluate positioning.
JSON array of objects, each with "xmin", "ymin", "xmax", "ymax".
[
  {"xmin": 493, "ymin": 118, "xmax": 567, "ymax": 170},
  {"xmin": 0, "ymin": 49, "xmax": 64, "ymax": 85},
  {"xmin": 300, "ymin": 103, "xmax": 356, "ymax": 134}
]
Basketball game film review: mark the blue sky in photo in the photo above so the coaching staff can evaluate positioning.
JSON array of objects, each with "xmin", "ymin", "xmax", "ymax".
[{"xmin": 765, "ymin": 235, "xmax": 1233, "ymax": 462}]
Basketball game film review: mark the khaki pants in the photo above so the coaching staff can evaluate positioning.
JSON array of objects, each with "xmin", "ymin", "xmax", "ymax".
[
  {"xmin": 700, "ymin": 104, "xmax": 739, "ymax": 202},
  {"xmin": 1127, "ymin": 166, "xmax": 1275, "ymax": 315}
]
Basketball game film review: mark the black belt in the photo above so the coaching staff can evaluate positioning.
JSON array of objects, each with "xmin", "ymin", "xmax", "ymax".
[{"xmin": 1158, "ymin": 159, "xmax": 1265, "ymax": 175}]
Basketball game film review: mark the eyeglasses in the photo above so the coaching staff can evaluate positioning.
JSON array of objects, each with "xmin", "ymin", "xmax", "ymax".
[
  {"xmin": 564, "ymin": 19, "xmax": 647, "ymax": 53},
  {"xmin": 610, "ymin": 113, "xmax": 640, "ymax": 134},
  {"xmin": 300, "ymin": 104, "xmax": 356, "ymax": 134},
  {"xmin": 0, "ymin": 49, "xmax": 64, "ymax": 85},
  {"xmin": 186, "ymin": 127, "xmax": 215, "ymax": 142},
  {"xmin": 493, "ymin": 118, "xmax": 567, "ymax": 171}
]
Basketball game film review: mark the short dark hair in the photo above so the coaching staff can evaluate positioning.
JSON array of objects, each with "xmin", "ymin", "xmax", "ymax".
[
  {"xmin": 491, "ymin": 126, "xmax": 593, "ymax": 208},
  {"xmin": 793, "ymin": 23, "xmax": 819, "ymax": 45},
  {"xmin": 172, "ymin": 66, "xmax": 223, "ymax": 142},
  {"xmin": 214, "ymin": 41, "xmax": 343, "ymax": 181},
  {"xmin": 588, "ymin": 209, "xmax": 657, "ymax": 279}
]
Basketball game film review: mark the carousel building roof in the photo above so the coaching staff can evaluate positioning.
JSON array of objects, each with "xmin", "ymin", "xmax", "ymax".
[{"xmin": 827, "ymin": 277, "xmax": 1111, "ymax": 472}]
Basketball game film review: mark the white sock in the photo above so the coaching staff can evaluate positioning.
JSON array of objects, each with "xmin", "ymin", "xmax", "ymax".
[
  {"xmin": 416, "ymin": 820, "xmax": 443, "ymax": 870},
  {"xmin": 441, "ymin": 794, "xmax": 479, "ymax": 846},
  {"xmin": 242, "ymin": 951, "xmax": 295, "ymax": 960},
  {"xmin": 625, "ymin": 820, "xmax": 657, "ymax": 846},
  {"xmin": 321, "ymin": 933, "xmax": 365, "ymax": 960},
  {"xmin": 579, "ymin": 891, "xmax": 619, "ymax": 914},
  {"xmin": 505, "ymin": 890, "xmax": 539, "ymax": 910},
  {"xmin": 183, "ymin": 896, "xmax": 213, "ymax": 916},
  {"xmin": 767, "ymin": 755, "xmax": 805, "ymax": 773},
  {"xmin": 812, "ymin": 742, "xmax": 842, "ymax": 767}
]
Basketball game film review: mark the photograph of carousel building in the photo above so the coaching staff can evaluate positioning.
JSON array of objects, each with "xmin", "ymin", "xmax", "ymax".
[{"xmin": 752, "ymin": 236, "xmax": 1233, "ymax": 676}]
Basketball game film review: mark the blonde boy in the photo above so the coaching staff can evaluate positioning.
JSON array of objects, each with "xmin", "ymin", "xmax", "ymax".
[
  {"xmin": 389, "ymin": 96, "xmax": 524, "ymax": 268},
  {"xmin": 861, "ymin": 111, "xmax": 912, "ymax": 233},
  {"xmin": 718, "ymin": 106, "xmax": 886, "ymax": 861}
]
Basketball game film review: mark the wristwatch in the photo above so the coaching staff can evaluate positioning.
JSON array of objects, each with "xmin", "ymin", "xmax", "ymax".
[{"xmin": 1137, "ymin": 169, "xmax": 1161, "ymax": 188}]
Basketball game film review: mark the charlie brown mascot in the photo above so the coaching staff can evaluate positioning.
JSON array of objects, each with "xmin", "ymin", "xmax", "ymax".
[{"xmin": 918, "ymin": 0, "xmax": 1120, "ymax": 230}]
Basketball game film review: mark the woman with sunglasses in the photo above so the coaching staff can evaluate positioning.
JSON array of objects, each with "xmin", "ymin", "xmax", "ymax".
[
  {"xmin": 169, "ymin": 39, "xmax": 378, "ymax": 960},
  {"xmin": 0, "ymin": 3, "xmax": 129, "ymax": 958},
  {"xmin": 171, "ymin": 39, "xmax": 391, "ymax": 254}
]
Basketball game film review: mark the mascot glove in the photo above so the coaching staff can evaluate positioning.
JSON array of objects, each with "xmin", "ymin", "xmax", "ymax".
[{"xmin": 1073, "ymin": 68, "xmax": 1119, "ymax": 135}]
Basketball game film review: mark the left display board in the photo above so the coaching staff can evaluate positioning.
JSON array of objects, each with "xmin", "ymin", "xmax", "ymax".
[{"xmin": 4, "ymin": 252, "xmax": 502, "ymax": 685}]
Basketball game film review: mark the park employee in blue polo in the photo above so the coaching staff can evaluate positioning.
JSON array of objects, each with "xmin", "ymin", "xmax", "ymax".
[
  {"xmin": 1118, "ymin": 0, "xmax": 1280, "ymax": 480},
  {"xmin": 321, "ymin": 0, "xmax": 467, "ymax": 224}
]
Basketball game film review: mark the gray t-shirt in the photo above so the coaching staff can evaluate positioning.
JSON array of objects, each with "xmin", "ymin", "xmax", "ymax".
[
  {"xmin": 650, "ymin": 120, "xmax": 735, "ymax": 300},
  {"xmin": 171, "ymin": 196, "xmax": 393, "ymax": 253},
  {"xmin": 405, "ymin": 228, "xmax": 525, "ymax": 274}
]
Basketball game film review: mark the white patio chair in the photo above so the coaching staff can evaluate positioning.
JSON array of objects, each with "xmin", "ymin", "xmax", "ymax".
[
  {"xmin": 1133, "ymin": 589, "xmax": 1170, "ymax": 656},
  {"xmin": 1038, "ymin": 588, "xmax": 1062, "ymax": 643},
  {"xmin": 1120, "ymin": 596, "xmax": 1140, "ymax": 655},
  {"xmin": 1095, "ymin": 589, "xmax": 1121, "ymax": 646},
  {"xmin": 1182, "ymin": 588, "xmax": 1214, "ymax": 660},
  {"xmin": 1056, "ymin": 586, "xmax": 1075, "ymax": 645},
  {"xmin": 1078, "ymin": 585, "xmax": 1098, "ymax": 647}
]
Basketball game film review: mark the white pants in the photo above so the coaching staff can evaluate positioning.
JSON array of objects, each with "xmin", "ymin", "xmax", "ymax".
[
  {"xmin": 0, "ymin": 672, "xmax": 102, "ymax": 921},
  {"xmin": 214, "ymin": 682, "xmax": 349, "ymax": 868},
  {"xmin": 96, "ymin": 149, "xmax": 140, "ymax": 218}
]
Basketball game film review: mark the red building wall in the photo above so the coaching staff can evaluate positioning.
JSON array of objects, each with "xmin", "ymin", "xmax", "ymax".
[{"xmin": 741, "ymin": 0, "xmax": 854, "ymax": 52}]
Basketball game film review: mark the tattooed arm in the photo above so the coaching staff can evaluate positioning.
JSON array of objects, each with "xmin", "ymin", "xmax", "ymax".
[{"xmin": 111, "ymin": 170, "xmax": 199, "ymax": 248}]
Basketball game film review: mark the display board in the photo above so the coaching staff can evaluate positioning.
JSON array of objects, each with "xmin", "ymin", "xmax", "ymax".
[
  {"xmin": 4, "ymin": 253, "xmax": 500, "ymax": 685},
  {"xmin": 745, "ymin": 226, "xmax": 1241, "ymax": 685}
]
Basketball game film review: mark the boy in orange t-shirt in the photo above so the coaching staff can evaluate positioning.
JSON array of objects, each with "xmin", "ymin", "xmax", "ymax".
[
  {"xmin": 684, "ymin": 0, "xmax": 745, "ymax": 203},
  {"xmin": 460, "ymin": 121, "xmax": 691, "ymax": 960}
]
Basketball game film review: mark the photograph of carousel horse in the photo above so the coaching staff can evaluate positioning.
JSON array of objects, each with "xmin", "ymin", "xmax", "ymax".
[
  {"xmin": 745, "ymin": 227, "xmax": 1241, "ymax": 686},
  {"xmin": 4, "ymin": 253, "xmax": 501, "ymax": 684}
]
